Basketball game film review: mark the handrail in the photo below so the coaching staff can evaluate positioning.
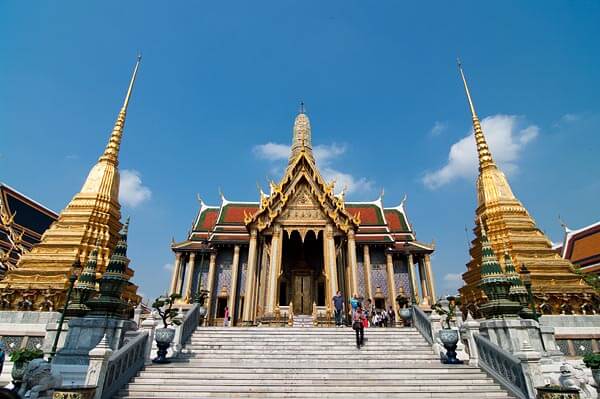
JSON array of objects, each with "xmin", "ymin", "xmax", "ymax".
[
  {"xmin": 101, "ymin": 331, "xmax": 148, "ymax": 399},
  {"xmin": 412, "ymin": 305, "xmax": 433, "ymax": 344},
  {"xmin": 180, "ymin": 303, "xmax": 200, "ymax": 346},
  {"xmin": 474, "ymin": 334, "xmax": 528, "ymax": 399}
]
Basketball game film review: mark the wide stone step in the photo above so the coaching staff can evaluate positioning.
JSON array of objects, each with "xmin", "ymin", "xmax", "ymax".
[
  {"xmin": 119, "ymin": 384, "xmax": 509, "ymax": 393},
  {"xmin": 117, "ymin": 393, "xmax": 512, "ymax": 399},
  {"xmin": 129, "ymin": 377, "xmax": 498, "ymax": 385},
  {"xmin": 137, "ymin": 367, "xmax": 487, "ymax": 375},
  {"xmin": 139, "ymin": 361, "xmax": 475, "ymax": 370},
  {"xmin": 182, "ymin": 348, "xmax": 434, "ymax": 354}
]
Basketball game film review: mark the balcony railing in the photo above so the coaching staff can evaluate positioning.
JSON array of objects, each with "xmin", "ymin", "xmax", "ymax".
[
  {"xmin": 412, "ymin": 305, "xmax": 433, "ymax": 344},
  {"xmin": 101, "ymin": 331, "xmax": 148, "ymax": 399},
  {"xmin": 474, "ymin": 333, "xmax": 528, "ymax": 399}
]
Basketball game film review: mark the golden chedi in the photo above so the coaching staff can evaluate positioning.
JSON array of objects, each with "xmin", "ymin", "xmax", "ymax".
[
  {"xmin": 0, "ymin": 56, "xmax": 142, "ymax": 311},
  {"xmin": 457, "ymin": 61, "xmax": 598, "ymax": 316}
]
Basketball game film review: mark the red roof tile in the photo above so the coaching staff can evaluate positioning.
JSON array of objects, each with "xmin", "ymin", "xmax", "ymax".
[
  {"xmin": 346, "ymin": 204, "xmax": 385, "ymax": 225},
  {"xmin": 218, "ymin": 204, "xmax": 259, "ymax": 225},
  {"xmin": 384, "ymin": 209, "xmax": 410, "ymax": 232}
]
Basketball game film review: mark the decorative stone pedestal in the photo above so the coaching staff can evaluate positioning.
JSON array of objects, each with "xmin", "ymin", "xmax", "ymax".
[
  {"xmin": 51, "ymin": 316, "xmax": 136, "ymax": 384},
  {"xmin": 479, "ymin": 318, "xmax": 545, "ymax": 354}
]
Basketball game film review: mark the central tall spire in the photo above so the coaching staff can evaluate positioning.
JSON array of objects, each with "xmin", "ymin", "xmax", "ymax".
[
  {"xmin": 99, "ymin": 54, "xmax": 142, "ymax": 166},
  {"xmin": 289, "ymin": 103, "xmax": 314, "ymax": 164},
  {"xmin": 458, "ymin": 60, "xmax": 495, "ymax": 171}
]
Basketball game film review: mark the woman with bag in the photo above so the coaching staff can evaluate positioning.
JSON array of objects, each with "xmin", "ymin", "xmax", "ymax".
[{"xmin": 352, "ymin": 305, "xmax": 366, "ymax": 349}]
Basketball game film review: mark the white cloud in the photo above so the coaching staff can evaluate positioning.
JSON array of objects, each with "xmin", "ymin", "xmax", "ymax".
[
  {"xmin": 322, "ymin": 167, "xmax": 374, "ymax": 195},
  {"xmin": 444, "ymin": 273, "xmax": 462, "ymax": 282},
  {"xmin": 252, "ymin": 142, "xmax": 289, "ymax": 161},
  {"xmin": 313, "ymin": 143, "xmax": 347, "ymax": 164},
  {"xmin": 422, "ymin": 115, "xmax": 539, "ymax": 189},
  {"xmin": 163, "ymin": 263, "xmax": 173, "ymax": 271},
  {"xmin": 253, "ymin": 141, "xmax": 373, "ymax": 196},
  {"xmin": 429, "ymin": 121, "xmax": 447, "ymax": 137},
  {"xmin": 560, "ymin": 113, "xmax": 582, "ymax": 123},
  {"xmin": 120, "ymin": 169, "xmax": 152, "ymax": 208}
]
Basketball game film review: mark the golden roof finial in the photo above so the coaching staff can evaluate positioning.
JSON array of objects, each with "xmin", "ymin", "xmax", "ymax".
[
  {"xmin": 457, "ymin": 58, "xmax": 495, "ymax": 171},
  {"xmin": 99, "ymin": 54, "xmax": 142, "ymax": 165}
]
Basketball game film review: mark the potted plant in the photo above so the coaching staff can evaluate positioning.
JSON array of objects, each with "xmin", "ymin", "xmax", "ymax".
[
  {"xmin": 151, "ymin": 293, "xmax": 182, "ymax": 364},
  {"xmin": 9, "ymin": 347, "xmax": 44, "ymax": 389},
  {"xmin": 583, "ymin": 352, "xmax": 600, "ymax": 389},
  {"xmin": 432, "ymin": 296, "xmax": 463, "ymax": 365},
  {"xmin": 396, "ymin": 295, "xmax": 411, "ymax": 326}
]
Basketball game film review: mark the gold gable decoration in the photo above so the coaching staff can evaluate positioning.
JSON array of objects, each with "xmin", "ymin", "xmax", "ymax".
[{"xmin": 245, "ymin": 143, "xmax": 359, "ymax": 234}]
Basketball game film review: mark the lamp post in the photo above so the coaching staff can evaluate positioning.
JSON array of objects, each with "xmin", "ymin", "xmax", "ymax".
[
  {"xmin": 49, "ymin": 260, "xmax": 80, "ymax": 362},
  {"xmin": 519, "ymin": 263, "xmax": 538, "ymax": 322}
]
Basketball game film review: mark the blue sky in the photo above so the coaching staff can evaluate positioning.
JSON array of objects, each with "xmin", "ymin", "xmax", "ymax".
[{"xmin": 1, "ymin": 2, "xmax": 599, "ymax": 302}]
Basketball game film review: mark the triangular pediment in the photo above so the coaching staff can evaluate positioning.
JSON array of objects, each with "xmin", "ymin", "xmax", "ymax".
[{"xmin": 245, "ymin": 152, "xmax": 360, "ymax": 233}]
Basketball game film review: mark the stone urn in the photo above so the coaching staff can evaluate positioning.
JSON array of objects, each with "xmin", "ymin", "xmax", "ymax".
[
  {"xmin": 199, "ymin": 305, "xmax": 208, "ymax": 325},
  {"xmin": 439, "ymin": 329, "xmax": 463, "ymax": 364},
  {"xmin": 11, "ymin": 361, "xmax": 27, "ymax": 386},
  {"xmin": 399, "ymin": 308, "xmax": 412, "ymax": 326},
  {"xmin": 153, "ymin": 327, "xmax": 176, "ymax": 364},
  {"xmin": 591, "ymin": 369, "xmax": 600, "ymax": 392},
  {"xmin": 536, "ymin": 385, "xmax": 580, "ymax": 399}
]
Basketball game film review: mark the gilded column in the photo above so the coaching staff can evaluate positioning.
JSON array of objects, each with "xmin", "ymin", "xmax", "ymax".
[
  {"xmin": 183, "ymin": 252, "xmax": 196, "ymax": 303},
  {"xmin": 347, "ymin": 229, "xmax": 359, "ymax": 296},
  {"xmin": 363, "ymin": 245, "xmax": 373, "ymax": 300},
  {"xmin": 326, "ymin": 225, "xmax": 338, "ymax": 306},
  {"xmin": 424, "ymin": 254, "xmax": 437, "ymax": 302},
  {"xmin": 257, "ymin": 241, "xmax": 269, "ymax": 318},
  {"xmin": 386, "ymin": 252, "xmax": 398, "ymax": 313},
  {"xmin": 418, "ymin": 256, "xmax": 430, "ymax": 305},
  {"xmin": 228, "ymin": 245, "xmax": 241, "ymax": 326},
  {"xmin": 242, "ymin": 229, "xmax": 258, "ymax": 324},
  {"xmin": 407, "ymin": 253, "xmax": 419, "ymax": 304},
  {"xmin": 169, "ymin": 252, "xmax": 182, "ymax": 295},
  {"xmin": 266, "ymin": 224, "xmax": 282, "ymax": 314},
  {"xmin": 205, "ymin": 252, "xmax": 217, "ymax": 324}
]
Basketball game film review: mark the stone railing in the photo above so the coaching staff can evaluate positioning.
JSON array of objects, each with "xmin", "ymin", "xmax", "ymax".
[
  {"xmin": 412, "ymin": 305, "xmax": 433, "ymax": 344},
  {"xmin": 86, "ymin": 331, "xmax": 149, "ymax": 399},
  {"xmin": 474, "ymin": 333, "xmax": 529, "ymax": 399},
  {"xmin": 179, "ymin": 303, "xmax": 200, "ymax": 347}
]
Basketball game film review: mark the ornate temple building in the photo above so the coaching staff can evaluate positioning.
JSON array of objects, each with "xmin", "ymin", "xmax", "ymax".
[
  {"xmin": 170, "ymin": 111, "xmax": 436, "ymax": 326},
  {"xmin": 0, "ymin": 57, "xmax": 142, "ymax": 311},
  {"xmin": 0, "ymin": 183, "xmax": 58, "ymax": 278},
  {"xmin": 457, "ymin": 63, "xmax": 599, "ymax": 316},
  {"xmin": 555, "ymin": 220, "xmax": 600, "ymax": 276}
]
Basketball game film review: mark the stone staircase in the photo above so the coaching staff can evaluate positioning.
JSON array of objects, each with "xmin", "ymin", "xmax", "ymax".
[
  {"xmin": 117, "ymin": 327, "xmax": 513, "ymax": 398},
  {"xmin": 292, "ymin": 315, "xmax": 313, "ymax": 328}
]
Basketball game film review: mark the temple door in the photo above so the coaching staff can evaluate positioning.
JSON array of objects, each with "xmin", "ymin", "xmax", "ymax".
[{"xmin": 293, "ymin": 273, "xmax": 312, "ymax": 314}]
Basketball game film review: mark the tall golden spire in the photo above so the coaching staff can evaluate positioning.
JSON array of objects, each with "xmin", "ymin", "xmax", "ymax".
[
  {"xmin": 458, "ymin": 60, "xmax": 598, "ymax": 317},
  {"xmin": 457, "ymin": 59, "xmax": 495, "ymax": 171},
  {"xmin": 0, "ymin": 55, "xmax": 142, "ymax": 310},
  {"xmin": 99, "ymin": 54, "xmax": 142, "ymax": 165},
  {"xmin": 289, "ymin": 102, "xmax": 314, "ymax": 164}
]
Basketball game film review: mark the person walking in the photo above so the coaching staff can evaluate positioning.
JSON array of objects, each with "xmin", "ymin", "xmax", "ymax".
[
  {"xmin": 388, "ymin": 306, "xmax": 396, "ymax": 327},
  {"xmin": 223, "ymin": 306, "xmax": 230, "ymax": 327},
  {"xmin": 352, "ymin": 305, "xmax": 366, "ymax": 348},
  {"xmin": 332, "ymin": 290, "xmax": 345, "ymax": 327},
  {"xmin": 349, "ymin": 293, "xmax": 360, "ymax": 319}
]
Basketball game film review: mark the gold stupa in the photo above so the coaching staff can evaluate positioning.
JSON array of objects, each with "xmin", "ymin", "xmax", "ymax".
[
  {"xmin": 0, "ymin": 56, "xmax": 142, "ymax": 311},
  {"xmin": 457, "ymin": 61, "xmax": 598, "ymax": 316}
]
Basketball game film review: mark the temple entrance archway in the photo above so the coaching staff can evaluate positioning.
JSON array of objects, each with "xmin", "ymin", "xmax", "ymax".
[{"xmin": 279, "ymin": 230, "xmax": 325, "ymax": 314}]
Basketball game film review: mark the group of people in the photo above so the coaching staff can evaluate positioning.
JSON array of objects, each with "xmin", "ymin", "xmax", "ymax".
[{"xmin": 332, "ymin": 291, "xmax": 397, "ymax": 349}]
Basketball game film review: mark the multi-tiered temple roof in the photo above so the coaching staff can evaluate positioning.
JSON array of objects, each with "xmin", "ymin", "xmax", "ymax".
[{"xmin": 174, "ymin": 194, "xmax": 431, "ymax": 253}]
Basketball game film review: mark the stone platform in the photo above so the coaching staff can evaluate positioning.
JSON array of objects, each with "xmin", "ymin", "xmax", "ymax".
[{"xmin": 116, "ymin": 327, "xmax": 513, "ymax": 398}]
